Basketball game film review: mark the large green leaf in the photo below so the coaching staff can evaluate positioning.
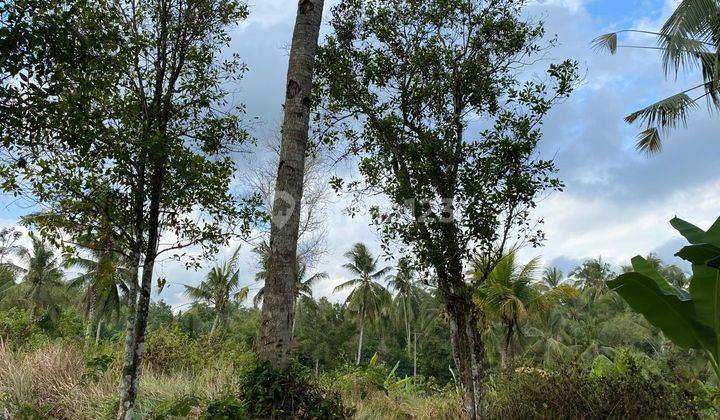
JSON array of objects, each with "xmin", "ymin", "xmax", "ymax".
[
  {"xmin": 690, "ymin": 264, "xmax": 720, "ymax": 338},
  {"xmin": 671, "ymin": 217, "xmax": 710, "ymax": 244},
  {"xmin": 608, "ymin": 272, "xmax": 714, "ymax": 351},
  {"xmin": 629, "ymin": 255, "xmax": 686, "ymax": 297},
  {"xmin": 676, "ymin": 244, "xmax": 720, "ymax": 268}
]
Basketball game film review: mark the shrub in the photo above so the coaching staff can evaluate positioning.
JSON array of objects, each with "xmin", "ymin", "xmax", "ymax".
[
  {"xmin": 239, "ymin": 361, "xmax": 351, "ymax": 419},
  {"xmin": 143, "ymin": 326, "xmax": 205, "ymax": 373},
  {"xmin": 486, "ymin": 350, "xmax": 715, "ymax": 419}
]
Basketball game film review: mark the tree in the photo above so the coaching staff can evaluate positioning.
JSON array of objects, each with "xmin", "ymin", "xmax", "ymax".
[
  {"xmin": 472, "ymin": 249, "xmax": 576, "ymax": 367},
  {"xmin": 257, "ymin": 0, "xmax": 326, "ymax": 370},
  {"xmin": 0, "ymin": 0, "xmax": 256, "ymax": 416},
  {"xmin": 592, "ymin": 0, "xmax": 720, "ymax": 154},
  {"xmin": 316, "ymin": 1, "xmax": 578, "ymax": 415},
  {"xmin": 184, "ymin": 248, "xmax": 249, "ymax": 336},
  {"xmin": 571, "ymin": 257, "xmax": 615, "ymax": 303},
  {"xmin": 248, "ymin": 131, "xmax": 332, "ymax": 269},
  {"xmin": 334, "ymin": 242, "xmax": 392, "ymax": 365},
  {"xmin": 13, "ymin": 233, "xmax": 64, "ymax": 319},
  {"xmin": 66, "ymin": 241, "xmax": 129, "ymax": 346},
  {"xmin": 254, "ymin": 256, "xmax": 328, "ymax": 336},
  {"xmin": 386, "ymin": 259, "xmax": 423, "ymax": 355}
]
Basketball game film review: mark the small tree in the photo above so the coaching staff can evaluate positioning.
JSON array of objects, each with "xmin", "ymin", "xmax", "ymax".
[
  {"xmin": 316, "ymin": 1, "xmax": 577, "ymax": 416},
  {"xmin": 184, "ymin": 248, "xmax": 249, "ymax": 336},
  {"xmin": 334, "ymin": 242, "xmax": 392, "ymax": 365}
]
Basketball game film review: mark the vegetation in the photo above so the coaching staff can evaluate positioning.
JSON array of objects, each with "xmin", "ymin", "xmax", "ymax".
[{"xmin": 0, "ymin": 0, "xmax": 719, "ymax": 418}]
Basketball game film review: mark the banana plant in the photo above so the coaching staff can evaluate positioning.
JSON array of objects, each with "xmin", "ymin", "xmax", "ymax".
[{"xmin": 608, "ymin": 216, "xmax": 720, "ymax": 380}]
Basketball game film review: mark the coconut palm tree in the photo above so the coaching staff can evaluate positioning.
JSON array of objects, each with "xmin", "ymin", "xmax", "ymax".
[
  {"xmin": 334, "ymin": 243, "xmax": 392, "ymax": 365},
  {"xmin": 472, "ymin": 248, "xmax": 578, "ymax": 367},
  {"xmin": 67, "ymin": 247, "xmax": 130, "ymax": 346},
  {"xmin": 386, "ymin": 259, "xmax": 423, "ymax": 355},
  {"xmin": 184, "ymin": 248, "xmax": 249, "ymax": 336},
  {"xmin": 570, "ymin": 257, "xmax": 615, "ymax": 304},
  {"xmin": 12, "ymin": 233, "xmax": 64, "ymax": 319},
  {"xmin": 593, "ymin": 0, "xmax": 720, "ymax": 154}
]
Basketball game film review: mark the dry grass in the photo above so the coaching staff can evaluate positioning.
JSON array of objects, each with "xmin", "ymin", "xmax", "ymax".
[{"xmin": 0, "ymin": 343, "xmax": 236, "ymax": 419}]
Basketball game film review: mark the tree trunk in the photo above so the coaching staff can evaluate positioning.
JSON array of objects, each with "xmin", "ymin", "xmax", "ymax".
[
  {"xmin": 502, "ymin": 321, "xmax": 514, "ymax": 369},
  {"xmin": 84, "ymin": 303, "xmax": 97, "ymax": 348},
  {"xmin": 117, "ymin": 252, "xmax": 140, "ymax": 419},
  {"xmin": 437, "ymin": 256, "xmax": 485, "ymax": 420},
  {"xmin": 404, "ymin": 300, "xmax": 411, "ymax": 355},
  {"xmin": 356, "ymin": 307, "xmax": 365, "ymax": 365},
  {"xmin": 210, "ymin": 306, "xmax": 221, "ymax": 336},
  {"xmin": 95, "ymin": 319, "xmax": 102, "ymax": 345},
  {"xmin": 117, "ymin": 165, "xmax": 164, "ymax": 420},
  {"xmin": 257, "ymin": 0, "xmax": 324, "ymax": 369}
]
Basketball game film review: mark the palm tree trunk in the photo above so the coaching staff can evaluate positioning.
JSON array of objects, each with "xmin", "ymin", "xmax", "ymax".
[
  {"xmin": 404, "ymin": 299, "xmax": 411, "ymax": 355},
  {"xmin": 257, "ymin": 0, "xmax": 325, "ymax": 370},
  {"xmin": 356, "ymin": 307, "xmax": 365, "ymax": 365},
  {"xmin": 95, "ymin": 319, "xmax": 102, "ymax": 345},
  {"xmin": 502, "ymin": 322, "xmax": 514, "ymax": 369},
  {"xmin": 210, "ymin": 306, "xmax": 222, "ymax": 336}
]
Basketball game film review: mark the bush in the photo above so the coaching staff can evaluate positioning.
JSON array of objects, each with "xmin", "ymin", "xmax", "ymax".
[
  {"xmin": 143, "ymin": 326, "xmax": 205, "ymax": 373},
  {"xmin": 486, "ymin": 350, "xmax": 716, "ymax": 419},
  {"xmin": 239, "ymin": 361, "xmax": 351, "ymax": 419},
  {"xmin": 0, "ymin": 308, "xmax": 43, "ymax": 349}
]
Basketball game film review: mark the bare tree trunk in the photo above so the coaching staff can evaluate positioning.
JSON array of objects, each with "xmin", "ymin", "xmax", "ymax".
[
  {"xmin": 404, "ymin": 300, "xmax": 411, "ymax": 355},
  {"xmin": 210, "ymin": 307, "xmax": 221, "ymax": 336},
  {"xmin": 502, "ymin": 322, "xmax": 514, "ymax": 369},
  {"xmin": 437, "ymin": 252, "xmax": 485, "ymax": 420},
  {"xmin": 117, "ymin": 165, "xmax": 164, "ymax": 420},
  {"xmin": 117, "ymin": 252, "xmax": 140, "ymax": 419},
  {"xmin": 95, "ymin": 319, "xmax": 102, "ymax": 345},
  {"xmin": 356, "ymin": 307, "xmax": 365, "ymax": 365},
  {"xmin": 257, "ymin": 0, "xmax": 325, "ymax": 369}
]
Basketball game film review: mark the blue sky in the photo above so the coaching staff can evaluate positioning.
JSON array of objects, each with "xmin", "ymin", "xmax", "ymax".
[{"xmin": 2, "ymin": 0, "xmax": 718, "ymax": 309}]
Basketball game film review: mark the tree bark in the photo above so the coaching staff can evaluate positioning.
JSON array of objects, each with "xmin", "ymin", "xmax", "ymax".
[
  {"xmin": 502, "ymin": 321, "xmax": 514, "ymax": 369},
  {"xmin": 257, "ymin": 0, "xmax": 324, "ymax": 369},
  {"xmin": 356, "ymin": 307, "xmax": 365, "ymax": 365},
  {"xmin": 437, "ymin": 254, "xmax": 485, "ymax": 420},
  {"xmin": 117, "ymin": 252, "xmax": 140, "ymax": 419},
  {"xmin": 95, "ymin": 319, "xmax": 102, "ymax": 345},
  {"xmin": 210, "ymin": 306, "xmax": 222, "ymax": 336},
  {"xmin": 117, "ymin": 165, "xmax": 164, "ymax": 420},
  {"xmin": 404, "ymin": 300, "xmax": 411, "ymax": 355}
]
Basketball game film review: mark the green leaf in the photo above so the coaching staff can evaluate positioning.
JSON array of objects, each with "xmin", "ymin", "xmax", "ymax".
[
  {"xmin": 608, "ymin": 272, "xmax": 714, "ymax": 351},
  {"xmin": 676, "ymin": 244, "xmax": 720, "ymax": 268},
  {"xmin": 629, "ymin": 255, "xmax": 685, "ymax": 296},
  {"xmin": 671, "ymin": 217, "xmax": 710, "ymax": 244},
  {"xmin": 690, "ymin": 264, "xmax": 720, "ymax": 338}
]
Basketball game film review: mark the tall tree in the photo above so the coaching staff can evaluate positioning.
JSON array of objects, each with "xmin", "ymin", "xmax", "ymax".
[
  {"xmin": 334, "ymin": 242, "xmax": 392, "ymax": 365},
  {"xmin": 254, "ymin": 256, "xmax": 328, "ymax": 336},
  {"xmin": 66, "ymin": 242, "xmax": 129, "ymax": 346},
  {"xmin": 316, "ymin": 1, "xmax": 577, "ymax": 416},
  {"xmin": 593, "ymin": 0, "xmax": 720, "ymax": 154},
  {"xmin": 473, "ymin": 249, "xmax": 576, "ymax": 367},
  {"xmin": 257, "ymin": 0, "xmax": 325, "ymax": 369},
  {"xmin": 0, "ymin": 0, "xmax": 256, "ymax": 416},
  {"xmin": 184, "ymin": 248, "xmax": 249, "ymax": 336},
  {"xmin": 387, "ymin": 259, "xmax": 423, "ymax": 355},
  {"xmin": 13, "ymin": 233, "xmax": 64, "ymax": 319}
]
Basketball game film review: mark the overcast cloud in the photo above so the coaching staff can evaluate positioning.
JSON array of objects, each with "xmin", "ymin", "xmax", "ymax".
[{"xmin": 2, "ymin": 0, "xmax": 718, "ymax": 310}]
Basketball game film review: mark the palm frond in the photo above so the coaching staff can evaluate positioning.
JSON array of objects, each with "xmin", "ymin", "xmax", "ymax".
[
  {"xmin": 333, "ymin": 278, "xmax": 360, "ymax": 293},
  {"xmin": 591, "ymin": 32, "xmax": 618, "ymax": 54},
  {"xmin": 635, "ymin": 127, "xmax": 663, "ymax": 155},
  {"xmin": 625, "ymin": 92, "xmax": 697, "ymax": 128}
]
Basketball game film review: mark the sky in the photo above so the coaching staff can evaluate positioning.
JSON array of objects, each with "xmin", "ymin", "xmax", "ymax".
[{"xmin": 2, "ymin": 0, "xmax": 719, "ymax": 310}]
